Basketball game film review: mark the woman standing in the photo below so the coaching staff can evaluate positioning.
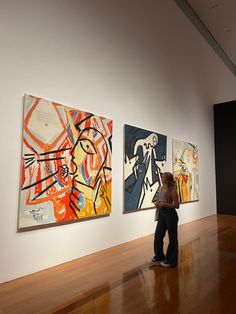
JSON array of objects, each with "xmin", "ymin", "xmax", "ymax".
[{"xmin": 152, "ymin": 172, "xmax": 180, "ymax": 267}]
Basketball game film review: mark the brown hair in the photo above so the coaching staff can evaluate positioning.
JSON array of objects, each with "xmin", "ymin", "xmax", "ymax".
[{"xmin": 162, "ymin": 172, "xmax": 176, "ymax": 190}]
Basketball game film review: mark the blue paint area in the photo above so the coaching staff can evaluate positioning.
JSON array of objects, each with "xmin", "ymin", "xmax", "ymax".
[
  {"xmin": 54, "ymin": 174, "xmax": 64, "ymax": 188},
  {"xmin": 72, "ymin": 111, "xmax": 79, "ymax": 122},
  {"xmin": 77, "ymin": 193, "xmax": 85, "ymax": 209},
  {"xmin": 81, "ymin": 164, "xmax": 92, "ymax": 184},
  {"xmin": 125, "ymin": 163, "xmax": 147, "ymax": 211},
  {"xmin": 67, "ymin": 125, "xmax": 74, "ymax": 145}
]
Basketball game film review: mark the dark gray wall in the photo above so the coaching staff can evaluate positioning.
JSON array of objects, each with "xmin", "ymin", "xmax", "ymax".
[{"xmin": 214, "ymin": 101, "xmax": 236, "ymax": 214}]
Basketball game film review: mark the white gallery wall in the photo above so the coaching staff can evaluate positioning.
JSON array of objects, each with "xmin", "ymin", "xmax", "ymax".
[{"xmin": 0, "ymin": 0, "xmax": 236, "ymax": 283}]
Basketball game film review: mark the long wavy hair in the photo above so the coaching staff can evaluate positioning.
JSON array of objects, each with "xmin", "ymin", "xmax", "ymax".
[{"xmin": 162, "ymin": 172, "xmax": 177, "ymax": 190}]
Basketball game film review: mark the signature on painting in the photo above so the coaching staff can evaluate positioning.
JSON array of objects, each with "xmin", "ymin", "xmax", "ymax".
[{"xmin": 29, "ymin": 208, "xmax": 44, "ymax": 222}]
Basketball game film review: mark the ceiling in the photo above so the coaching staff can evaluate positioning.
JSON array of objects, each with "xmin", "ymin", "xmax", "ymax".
[{"xmin": 175, "ymin": 0, "xmax": 236, "ymax": 76}]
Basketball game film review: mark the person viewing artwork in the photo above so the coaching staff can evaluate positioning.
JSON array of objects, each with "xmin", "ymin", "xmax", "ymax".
[{"xmin": 152, "ymin": 172, "xmax": 180, "ymax": 267}]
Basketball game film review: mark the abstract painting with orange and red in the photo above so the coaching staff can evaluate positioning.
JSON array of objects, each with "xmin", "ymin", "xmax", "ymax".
[
  {"xmin": 172, "ymin": 139, "xmax": 199, "ymax": 203},
  {"xmin": 18, "ymin": 94, "xmax": 112, "ymax": 230}
]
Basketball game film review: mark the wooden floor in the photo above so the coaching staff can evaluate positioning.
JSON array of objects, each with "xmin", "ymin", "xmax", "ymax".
[{"xmin": 1, "ymin": 214, "xmax": 236, "ymax": 314}]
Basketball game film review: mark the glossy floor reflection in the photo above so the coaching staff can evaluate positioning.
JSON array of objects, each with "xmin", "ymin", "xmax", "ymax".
[
  {"xmin": 57, "ymin": 215, "xmax": 236, "ymax": 314},
  {"xmin": 1, "ymin": 214, "xmax": 236, "ymax": 314}
]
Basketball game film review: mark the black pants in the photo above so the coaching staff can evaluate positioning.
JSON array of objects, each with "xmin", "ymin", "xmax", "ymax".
[{"xmin": 154, "ymin": 208, "xmax": 179, "ymax": 266}]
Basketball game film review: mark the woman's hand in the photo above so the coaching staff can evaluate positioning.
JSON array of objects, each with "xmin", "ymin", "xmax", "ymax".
[
  {"xmin": 155, "ymin": 201, "xmax": 161, "ymax": 209},
  {"xmin": 155, "ymin": 202, "xmax": 165, "ymax": 209}
]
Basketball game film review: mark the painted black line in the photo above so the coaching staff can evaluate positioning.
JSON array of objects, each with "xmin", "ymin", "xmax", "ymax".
[
  {"xmin": 75, "ymin": 114, "xmax": 94, "ymax": 131},
  {"xmin": 22, "ymin": 171, "xmax": 58, "ymax": 190},
  {"xmin": 25, "ymin": 161, "xmax": 35, "ymax": 169},
  {"xmin": 32, "ymin": 180, "xmax": 57, "ymax": 201},
  {"xmin": 40, "ymin": 148, "xmax": 71, "ymax": 156},
  {"xmin": 106, "ymin": 196, "xmax": 111, "ymax": 206},
  {"xmin": 30, "ymin": 146, "xmax": 38, "ymax": 154},
  {"xmin": 25, "ymin": 158, "xmax": 34, "ymax": 163},
  {"xmin": 38, "ymin": 157, "xmax": 65, "ymax": 162}
]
